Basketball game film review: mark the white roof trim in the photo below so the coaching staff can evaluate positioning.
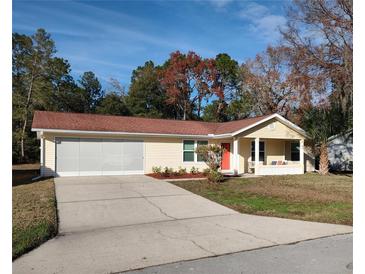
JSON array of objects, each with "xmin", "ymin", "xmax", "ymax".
[
  {"xmin": 31, "ymin": 128, "xmax": 232, "ymax": 139},
  {"xmin": 231, "ymin": 113, "xmax": 308, "ymax": 138}
]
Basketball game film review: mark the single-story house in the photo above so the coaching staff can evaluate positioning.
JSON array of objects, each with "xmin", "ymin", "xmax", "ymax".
[
  {"xmin": 31, "ymin": 111, "xmax": 315, "ymax": 177},
  {"xmin": 327, "ymin": 130, "xmax": 353, "ymax": 171}
]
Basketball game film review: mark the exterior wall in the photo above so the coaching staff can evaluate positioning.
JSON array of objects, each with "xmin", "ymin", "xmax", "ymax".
[
  {"xmin": 327, "ymin": 133, "xmax": 353, "ymax": 171},
  {"xmin": 239, "ymin": 139, "xmax": 251, "ymax": 173},
  {"xmin": 42, "ymin": 132, "xmax": 214, "ymax": 176},
  {"xmin": 265, "ymin": 139, "xmax": 285, "ymax": 163},
  {"xmin": 144, "ymin": 137, "xmax": 209, "ymax": 173},
  {"xmin": 305, "ymin": 153, "xmax": 315, "ymax": 172},
  {"xmin": 285, "ymin": 141, "xmax": 291, "ymax": 160},
  {"xmin": 43, "ymin": 135, "xmax": 56, "ymax": 177},
  {"xmin": 40, "ymin": 118, "xmax": 311, "ymax": 176},
  {"xmin": 240, "ymin": 119, "xmax": 304, "ymax": 140}
]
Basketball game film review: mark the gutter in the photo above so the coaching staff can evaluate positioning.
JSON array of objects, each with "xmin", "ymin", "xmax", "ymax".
[{"xmin": 32, "ymin": 128, "xmax": 234, "ymax": 139}]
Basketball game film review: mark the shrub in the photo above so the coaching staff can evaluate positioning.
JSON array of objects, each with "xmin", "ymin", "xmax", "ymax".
[
  {"xmin": 152, "ymin": 166, "xmax": 162, "ymax": 174},
  {"xmin": 195, "ymin": 144, "xmax": 224, "ymax": 171},
  {"xmin": 207, "ymin": 170, "xmax": 224, "ymax": 183},
  {"xmin": 178, "ymin": 166, "xmax": 187, "ymax": 175},
  {"xmin": 163, "ymin": 167, "xmax": 174, "ymax": 177},
  {"xmin": 190, "ymin": 166, "xmax": 199, "ymax": 174},
  {"xmin": 202, "ymin": 168, "xmax": 210, "ymax": 176}
]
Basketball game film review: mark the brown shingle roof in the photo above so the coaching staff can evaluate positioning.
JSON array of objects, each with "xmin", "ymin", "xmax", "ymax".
[{"xmin": 32, "ymin": 111, "xmax": 272, "ymax": 136}]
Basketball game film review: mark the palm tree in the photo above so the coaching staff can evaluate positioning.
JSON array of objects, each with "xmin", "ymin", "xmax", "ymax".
[{"xmin": 302, "ymin": 107, "xmax": 342, "ymax": 175}]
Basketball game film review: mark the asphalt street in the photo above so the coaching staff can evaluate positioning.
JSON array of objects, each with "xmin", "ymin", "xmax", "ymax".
[{"xmin": 123, "ymin": 234, "xmax": 353, "ymax": 274}]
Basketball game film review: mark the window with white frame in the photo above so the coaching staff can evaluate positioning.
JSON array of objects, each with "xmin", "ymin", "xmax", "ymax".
[
  {"xmin": 290, "ymin": 141, "xmax": 300, "ymax": 161},
  {"xmin": 251, "ymin": 141, "xmax": 265, "ymax": 161},
  {"xmin": 183, "ymin": 140, "xmax": 208, "ymax": 162}
]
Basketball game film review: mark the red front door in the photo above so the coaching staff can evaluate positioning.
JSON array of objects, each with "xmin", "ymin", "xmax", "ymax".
[{"xmin": 221, "ymin": 143, "xmax": 230, "ymax": 170}]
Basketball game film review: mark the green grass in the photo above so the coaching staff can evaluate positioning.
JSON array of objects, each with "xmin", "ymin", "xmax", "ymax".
[
  {"xmin": 170, "ymin": 173, "xmax": 352, "ymax": 225},
  {"xmin": 12, "ymin": 177, "xmax": 57, "ymax": 259}
]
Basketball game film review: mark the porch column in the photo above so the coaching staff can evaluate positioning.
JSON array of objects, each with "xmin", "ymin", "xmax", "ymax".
[
  {"xmin": 40, "ymin": 133, "xmax": 44, "ymax": 177},
  {"xmin": 300, "ymin": 139, "xmax": 304, "ymax": 174},
  {"xmin": 254, "ymin": 137, "xmax": 259, "ymax": 175},
  {"xmin": 233, "ymin": 137, "xmax": 239, "ymax": 175}
]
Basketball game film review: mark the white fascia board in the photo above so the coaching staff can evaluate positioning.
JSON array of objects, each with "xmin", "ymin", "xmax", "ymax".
[
  {"xmin": 231, "ymin": 113, "xmax": 308, "ymax": 138},
  {"xmin": 31, "ymin": 128, "xmax": 219, "ymax": 139}
]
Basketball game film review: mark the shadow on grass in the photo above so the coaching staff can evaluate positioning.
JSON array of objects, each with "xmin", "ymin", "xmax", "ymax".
[
  {"xmin": 329, "ymin": 171, "xmax": 353, "ymax": 177},
  {"xmin": 12, "ymin": 164, "xmax": 54, "ymax": 186}
]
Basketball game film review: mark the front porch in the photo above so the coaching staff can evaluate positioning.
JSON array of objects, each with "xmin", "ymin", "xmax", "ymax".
[{"xmin": 220, "ymin": 137, "xmax": 306, "ymax": 176}]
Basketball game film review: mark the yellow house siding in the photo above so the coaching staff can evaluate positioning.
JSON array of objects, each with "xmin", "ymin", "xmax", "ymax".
[
  {"xmin": 240, "ymin": 119, "xmax": 304, "ymax": 140},
  {"xmin": 43, "ymin": 134, "xmax": 56, "ymax": 177},
  {"xmin": 144, "ymin": 137, "xmax": 209, "ymax": 173},
  {"xmin": 239, "ymin": 139, "xmax": 251, "ymax": 173},
  {"xmin": 266, "ymin": 139, "xmax": 285, "ymax": 163},
  {"xmin": 39, "ymin": 117, "xmax": 312, "ymax": 176},
  {"xmin": 285, "ymin": 141, "xmax": 291, "ymax": 160},
  {"xmin": 41, "ymin": 133, "xmax": 210, "ymax": 175}
]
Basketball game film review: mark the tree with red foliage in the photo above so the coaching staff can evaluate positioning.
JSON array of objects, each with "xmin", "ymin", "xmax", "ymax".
[{"xmin": 160, "ymin": 51, "xmax": 223, "ymax": 120}]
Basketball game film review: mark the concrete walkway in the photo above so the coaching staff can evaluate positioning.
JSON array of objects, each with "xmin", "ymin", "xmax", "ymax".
[{"xmin": 13, "ymin": 175, "xmax": 352, "ymax": 274}]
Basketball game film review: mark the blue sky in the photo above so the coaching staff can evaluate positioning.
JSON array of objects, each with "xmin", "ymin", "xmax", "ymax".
[{"xmin": 13, "ymin": 0, "xmax": 288, "ymax": 89}]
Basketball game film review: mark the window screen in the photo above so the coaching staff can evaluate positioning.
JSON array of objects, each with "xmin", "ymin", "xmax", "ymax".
[
  {"xmin": 183, "ymin": 140, "xmax": 195, "ymax": 162},
  {"xmin": 291, "ymin": 142, "xmax": 300, "ymax": 161}
]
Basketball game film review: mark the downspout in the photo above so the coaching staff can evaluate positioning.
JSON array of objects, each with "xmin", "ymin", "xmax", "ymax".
[{"xmin": 40, "ymin": 133, "xmax": 44, "ymax": 177}]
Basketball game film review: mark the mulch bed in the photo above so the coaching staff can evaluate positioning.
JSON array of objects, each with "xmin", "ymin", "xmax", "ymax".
[{"xmin": 147, "ymin": 173, "xmax": 207, "ymax": 180}]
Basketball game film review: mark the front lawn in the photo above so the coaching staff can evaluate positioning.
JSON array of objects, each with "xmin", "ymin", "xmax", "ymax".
[
  {"xmin": 12, "ymin": 177, "xmax": 58, "ymax": 259},
  {"xmin": 170, "ymin": 173, "xmax": 352, "ymax": 225}
]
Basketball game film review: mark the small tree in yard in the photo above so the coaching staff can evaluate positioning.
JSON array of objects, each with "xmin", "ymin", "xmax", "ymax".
[
  {"xmin": 195, "ymin": 144, "xmax": 224, "ymax": 182},
  {"xmin": 302, "ymin": 106, "xmax": 347, "ymax": 175}
]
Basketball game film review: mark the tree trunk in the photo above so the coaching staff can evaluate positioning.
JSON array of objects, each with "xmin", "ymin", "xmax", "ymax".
[
  {"xmin": 182, "ymin": 100, "xmax": 187, "ymax": 120},
  {"xmin": 20, "ymin": 74, "xmax": 34, "ymax": 162},
  {"xmin": 318, "ymin": 142, "xmax": 329, "ymax": 175}
]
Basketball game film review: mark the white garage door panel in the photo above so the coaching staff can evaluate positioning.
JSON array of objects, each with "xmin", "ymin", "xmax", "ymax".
[
  {"xmin": 56, "ymin": 137, "xmax": 144, "ymax": 177},
  {"xmin": 122, "ymin": 140, "xmax": 144, "ymax": 172},
  {"xmin": 56, "ymin": 138, "xmax": 80, "ymax": 176},
  {"xmin": 79, "ymin": 138, "xmax": 103, "ymax": 176},
  {"xmin": 101, "ymin": 139, "xmax": 123, "ymax": 175}
]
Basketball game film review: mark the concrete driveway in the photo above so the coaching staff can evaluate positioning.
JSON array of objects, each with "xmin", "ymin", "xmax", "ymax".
[{"xmin": 13, "ymin": 175, "xmax": 352, "ymax": 274}]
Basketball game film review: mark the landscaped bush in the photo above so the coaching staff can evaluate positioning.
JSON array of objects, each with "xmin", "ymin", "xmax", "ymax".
[
  {"xmin": 178, "ymin": 166, "xmax": 187, "ymax": 175},
  {"xmin": 190, "ymin": 166, "xmax": 199, "ymax": 174},
  {"xmin": 195, "ymin": 144, "xmax": 225, "ymax": 183},
  {"xmin": 163, "ymin": 166, "xmax": 174, "ymax": 176},
  {"xmin": 202, "ymin": 168, "xmax": 210, "ymax": 176},
  {"xmin": 207, "ymin": 169, "xmax": 224, "ymax": 183},
  {"xmin": 152, "ymin": 166, "xmax": 162, "ymax": 174}
]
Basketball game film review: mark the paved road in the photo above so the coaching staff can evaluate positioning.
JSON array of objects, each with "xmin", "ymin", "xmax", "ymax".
[
  {"xmin": 124, "ymin": 234, "xmax": 353, "ymax": 274},
  {"xmin": 13, "ymin": 175, "xmax": 353, "ymax": 274}
]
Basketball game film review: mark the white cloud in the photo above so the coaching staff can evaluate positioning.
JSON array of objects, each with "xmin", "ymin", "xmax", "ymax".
[
  {"xmin": 238, "ymin": 2, "xmax": 286, "ymax": 41},
  {"xmin": 238, "ymin": 2, "xmax": 270, "ymax": 20},
  {"xmin": 249, "ymin": 15, "xmax": 287, "ymax": 40},
  {"xmin": 207, "ymin": 0, "xmax": 234, "ymax": 9}
]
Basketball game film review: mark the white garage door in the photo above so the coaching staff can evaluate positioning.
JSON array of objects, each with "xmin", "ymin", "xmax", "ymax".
[{"xmin": 55, "ymin": 138, "xmax": 144, "ymax": 176}]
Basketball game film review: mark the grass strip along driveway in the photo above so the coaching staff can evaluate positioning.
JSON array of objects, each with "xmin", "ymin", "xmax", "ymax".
[
  {"xmin": 12, "ymin": 178, "xmax": 57, "ymax": 259},
  {"xmin": 170, "ymin": 173, "xmax": 352, "ymax": 225}
]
